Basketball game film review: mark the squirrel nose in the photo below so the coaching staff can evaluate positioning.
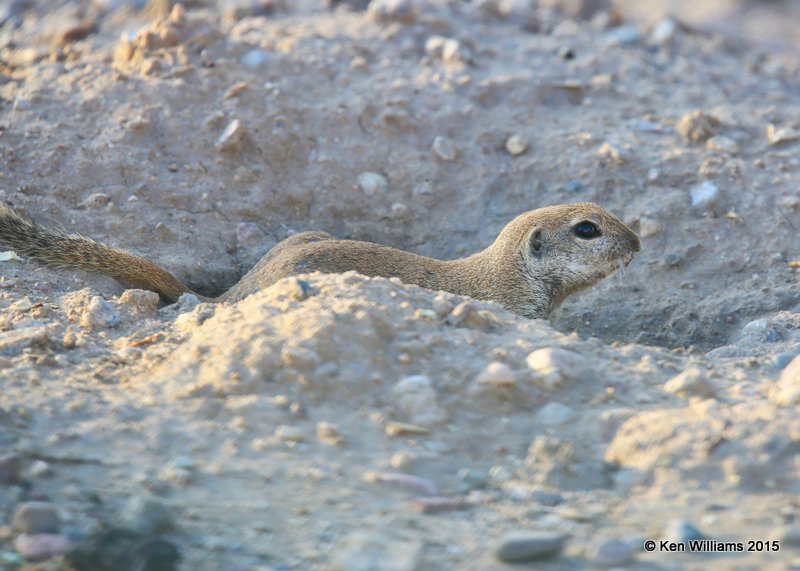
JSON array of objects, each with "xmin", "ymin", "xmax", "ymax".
[{"xmin": 630, "ymin": 233, "xmax": 642, "ymax": 253}]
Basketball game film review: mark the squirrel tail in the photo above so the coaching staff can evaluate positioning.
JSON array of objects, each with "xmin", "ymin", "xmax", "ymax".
[{"xmin": 0, "ymin": 203, "xmax": 200, "ymax": 303}]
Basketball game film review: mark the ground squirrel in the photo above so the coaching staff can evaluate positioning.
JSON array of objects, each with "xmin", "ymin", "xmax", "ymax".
[{"xmin": 0, "ymin": 202, "xmax": 640, "ymax": 318}]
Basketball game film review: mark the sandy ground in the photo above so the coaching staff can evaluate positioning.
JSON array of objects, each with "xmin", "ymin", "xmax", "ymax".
[{"xmin": 1, "ymin": 0, "xmax": 800, "ymax": 569}]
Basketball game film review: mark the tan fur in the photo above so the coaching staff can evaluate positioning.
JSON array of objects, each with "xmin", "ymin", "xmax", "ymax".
[{"xmin": 0, "ymin": 202, "xmax": 640, "ymax": 319}]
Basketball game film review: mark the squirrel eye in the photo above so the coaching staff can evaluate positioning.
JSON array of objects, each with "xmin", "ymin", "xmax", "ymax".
[{"xmin": 573, "ymin": 221, "xmax": 601, "ymax": 239}]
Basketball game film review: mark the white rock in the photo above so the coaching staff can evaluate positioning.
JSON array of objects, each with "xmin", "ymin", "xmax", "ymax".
[
  {"xmin": 431, "ymin": 136, "xmax": 458, "ymax": 161},
  {"xmin": 690, "ymin": 180, "xmax": 719, "ymax": 208},
  {"xmin": 356, "ymin": 172, "xmax": 389, "ymax": 195},
  {"xmin": 424, "ymin": 36, "xmax": 446, "ymax": 58},
  {"xmin": 505, "ymin": 135, "xmax": 528, "ymax": 156},
  {"xmin": 526, "ymin": 347, "xmax": 588, "ymax": 388},
  {"xmin": 663, "ymin": 367, "xmax": 716, "ymax": 398},
  {"xmin": 241, "ymin": 49, "xmax": 268, "ymax": 69},
  {"xmin": 441, "ymin": 38, "xmax": 465, "ymax": 65},
  {"xmin": 606, "ymin": 24, "xmax": 641, "ymax": 46},
  {"xmin": 9, "ymin": 297, "xmax": 32, "ymax": 312},
  {"xmin": 391, "ymin": 375, "xmax": 446, "ymax": 425},
  {"xmin": 650, "ymin": 17, "xmax": 678, "ymax": 45},
  {"xmin": 475, "ymin": 362, "xmax": 517, "ymax": 387},
  {"xmin": 0, "ymin": 250, "xmax": 22, "ymax": 262},
  {"xmin": 316, "ymin": 422, "xmax": 342, "ymax": 445},
  {"xmin": 598, "ymin": 142, "xmax": 631, "ymax": 162},
  {"xmin": 275, "ymin": 425, "xmax": 305, "ymax": 442},
  {"xmin": 767, "ymin": 124, "xmax": 800, "ymax": 146},
  {"xmin": 215, "ymin": 119, "xmax": 245, "ymax": 153},
  {"xmin": 82, "ymin": 192, "xmax": 111, "ymax": 209},
  {"xmin": 80, "ymin": 296, "xmax": 121, "ymax": 329},
  {"xmin": 118, "ymin": 289, "xmax": 160, "ymax": 313},
  {"xmin": 535, "ymin": 402, "xmax": 576, "ymax": 425},
  {"xmin": 706, "ymin": 135, "xmax": 740, "ymax": 155},
  {"xmin": 367, "ymin": 0, "xmax": 415, "ymax": 23}
]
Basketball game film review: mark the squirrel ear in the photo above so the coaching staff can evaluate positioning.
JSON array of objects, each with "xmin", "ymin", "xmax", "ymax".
[{"xmin": 529, "ymin": 228, "xmax": 542, "ymax": 258}]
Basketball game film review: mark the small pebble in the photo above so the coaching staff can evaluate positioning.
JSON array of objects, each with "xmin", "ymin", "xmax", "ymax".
[
  {"xmin": 0, "ymin": 250, "xmax": 22, "ymax": 262},
  {"xmin": 390, "ymin": 452, "xmax": 417, "ymax": 471},
  {"xmin": 651, "ymin": 17, "xmax": 678, "ymax": 45},
  {"xmin": 597, "ymin": 142, "xmax": 630, "ymax": 162},
  {"xmin": 630, "ymin": 119, "xmax": 663, "ymax": 133},
  {"xmin": 216, "ymin": 119, "xmax": 246, "ymax": 153},
  {"xmin": 414, "ymin": 497, "xmax": 464, "ymax": 514},
  {"xmin": 474, "ymin": 362, "xmax": 516, "ymax": 387},
  {"xmin": 706, "ymin": 135, "xmax": 740, "ymax": 155},
  {"xmin": 766, "ymin": 124, "xmax": 800, "ymax": 146},
  {"xmin": 563, "ymin": 180, "xmax": 583, "ymax": 192},
  {"xmin": 391, "ymin": 375, "xmax": 446, "ymax": 425},
  {"xmin": 606, "ymin": 24, "xmax": 641, "ymax": 46},
  {"xmin": 505, "ymin": 134, "xmax": 528, "ymax": 156},
  {"xmin": 80, "ymin": 296, "xmax": 121, "ymax": 329},
  {"xmin": 117, "ymin": 289, "xmax": 160, "ymax": 314},
  {"xmin": 741, "ymin": 318, "xmax": 783, "ymax": 343},
  {"xmin": 494, "ymin": 531, "xmax": 567, "ymax": 562},
  {"xmin": 431, "ymin": 136, "xmax": 458, "ymax": 161},
  {"xmin": 275, "ymin": 425, "xmax": 305, "ymax": 442},
  {"xmin": 366, "ymin": 0, "xmax": 415, "ymax": 24},
  {"xmin": 364, "ymin": 471, "xmax": 438, "ymax": 496},
  {"xmin": 539, "ymin": 0, "xmax": 610, "ymax": 19},
  {"xmin": 241, "ymin": 48, "xmax": 269, "ymax": 68},
  {"xmin": 390, "ymin": 203, "xmax": 408, "ymax": 218},
  {"xmin": 488, "ymin": 464, "xmax": 512, "ymax": 483},
  {"xmin": 690, "ymin": 180, "xmax": 719, "ymax": 208},
  {"xmin": 385, "ymin": 421, "xmax": 431, "ymax": 437},
  {"xmin": 663, "ymin": 367, "xmax": 716, "ymax": 398},
  {"xmin": 526, "ymin": 347, "xmax": 588, "ymax": 388},
  {"xmin": 535, "ymin": 402, "xmax": 576, "ymax": 425},
  {"xmin": 14, "ymin": 533, "xmax": 70, "ymax": 561},
  {"xmin": 281, "ymin": 345, "xmax": 320, "ymax": 370},
  {"xmin": 663, "ymin": 519, "xmax": 705, "ymax": 543},
  {"xmin": 677, "ymin": 110, "xmax": 719, "ymax": 143},
  {"xmin": 356, "ymin": 172, "xmax": 388, "ymax": 195},
  {"xmin": 82, "ymin": 192, "xmax": 111, "ymax": 209},
  {"xmin": 9, "ymin": 297, "xmax": 32, "ymax": 311},
  {"xmin": 585, "ymin": 538, "xmax": 635, "ymax": 567},
  {"xmin": 316, "ymin": 422, "xmax": 343, "ymax": 445},
  {"xmin": 446, "ymin": 301, "xmax": 497, "ymax": 331},
  {"xmin": 13, "ymin": 502, "xmax": 61, "ymax": 534},
  {"xmin": 425, "ymin": 36, "xmax": 447, "ymax": 59},
  {"xmin": 27, "ymin": 460, "xmax": 53, "ymax": 479},
  {"xmin": 159, "ymin": 458, "xmax": 194, "ymax": 487},
  {"xmin": 442, "ymin": 39, "xmax": 467, "ymax": 65}
]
